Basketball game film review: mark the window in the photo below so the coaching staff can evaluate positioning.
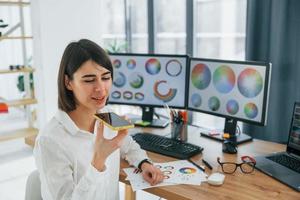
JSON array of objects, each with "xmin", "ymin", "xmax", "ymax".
[
  {"xmin": 101, "ymin": 0, "xmax": 148, "ymax": 53},
  {"xmin": 193, "ymin": 0, "xmax": 247, "ymax": 129},
  {"xmin": 101, "ymin": 0, "xmax": 126, "ymax": 52},
  {"xmin": 130, "ymin": 0, "xmax": 148, "ymax": 53},
  {"xmin": 154, "ymin": 0, "xmax": 186, "ymax": 54},
  {"xmin": 100, "ymin": 0, "xmax": 247, "ymax": 130},
  {"xmin": 194, "ymin": 0, "xmax": 246, "ymax": 59}
]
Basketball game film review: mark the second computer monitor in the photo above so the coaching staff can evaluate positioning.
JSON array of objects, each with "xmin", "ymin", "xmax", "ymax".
[{"xmin": 188, "ymin": 58, "xmax": 271, "ymax": 143}]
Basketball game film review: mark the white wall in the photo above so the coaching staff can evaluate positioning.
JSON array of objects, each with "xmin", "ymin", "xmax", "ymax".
[{"xmin": 31, "ymin": 0, "xmax": 103, "ymax": 127}]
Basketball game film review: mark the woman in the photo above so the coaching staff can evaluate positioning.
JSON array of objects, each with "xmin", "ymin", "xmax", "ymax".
[{"xmin": 34, "ymin": 39, "xmax": 164, "ymax": 200}]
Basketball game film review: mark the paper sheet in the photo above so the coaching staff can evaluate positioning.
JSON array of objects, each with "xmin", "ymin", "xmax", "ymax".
[{"xmin": 123, "ymin": 160, "xmax": 208, "ymax": 191}]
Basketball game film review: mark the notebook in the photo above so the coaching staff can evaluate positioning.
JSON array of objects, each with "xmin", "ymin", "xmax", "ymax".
[{"xmin": 254, "ymin": 102, "xmax": 300, "ymax": 192}]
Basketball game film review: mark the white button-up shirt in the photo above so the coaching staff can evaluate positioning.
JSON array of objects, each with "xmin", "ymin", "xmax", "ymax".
[{"xmin": 34, "ymin": 108, "xmax": 148, "ymax": 200}]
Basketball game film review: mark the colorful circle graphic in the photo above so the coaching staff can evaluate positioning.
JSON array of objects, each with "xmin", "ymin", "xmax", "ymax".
[
  {"xmin": 111, "ymin": 91, "xmax": 121, "ymax": 99},
  {"xmin": 112, "ymin": 59, "xmax": 121, "ymax": 69},
  {"xmin": 226, "ymin": 99, "xmax": 239, "ymax": 115},
  {"xmin": 163, "ymin": 171, "xmax": 172, "ymax": 175},
  {"xmin": 208, "ymin": 96, "xmax": 220, "ymax": 111},
  {"xmin": 191, "ymin": 93, "xmax": 202, "ymax": 107},
  {"xmin": 244, "ymin": 103, "xmax": 258, "ymax": 119},
  {"xmin": 191, "ymin": 63, "xmax": 211, "ymax": 90},
  {"xmin": 129, "ymin": 72, "xmax": 144, "ymax": 89},
  {"xmin": 145, "ymin": 58, "xmax": 161, "ymax": 75},
  {"xmin": 153, "ymin": 80, "xmax": 177, "ymax": 102},
  {"xmin": 179, "ymin": 167, "xmax": 197, "ymax": 174},
  {"xmin": 127, "ymin": 59, "xmax": 136, "ymax": 69},
  {"xmin": 164, "ymin": 166, "xmax": 174, "ymax": 170},
  {"xmin": 123, "ymin": 91, "xmax": 133, "ymax": 100},
  {"xmin": 213, "ymin": 65, "xmax": 236, "ymax": 93},
  {"xmin": 166, "ymin": 59, "xmax": 182, "ymax": 77},
  {"xmin": 238, "ymin": 68, "xmax": 263, "ymax": 98},
  {"xmin": 134, "ymin": 92, "xmax": 144, "ymax": 101},
  {"xmin": 113, "ymin": 72, "xmax": 126, "ymax": 88}
]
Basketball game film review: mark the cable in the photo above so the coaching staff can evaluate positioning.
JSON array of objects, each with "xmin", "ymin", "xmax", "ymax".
[{"xmin": 236, "ymin": 124, "xmax": 241, "ymax": 135}]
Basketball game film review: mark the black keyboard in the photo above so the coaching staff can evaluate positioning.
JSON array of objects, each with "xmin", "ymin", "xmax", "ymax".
[
  {"xmin": 132, "ymin": 133, "xmax": 203, "ymax": 159},
  {"xmin": 267, "ymin": 154, "xmax": 300, "ymax": 173}
]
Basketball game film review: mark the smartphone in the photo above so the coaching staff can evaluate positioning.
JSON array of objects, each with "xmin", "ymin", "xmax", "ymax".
[{"xmin": 94, "ymin": 112, "xmax": 134, "ymax": 131}]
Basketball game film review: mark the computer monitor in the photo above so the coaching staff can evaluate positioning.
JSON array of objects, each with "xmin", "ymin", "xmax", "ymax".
[
  {"xmin": 188, "ymin": 58, "xmax": 271, "ymax": 144},
  {"xmin": 108, "ymin": 53, "xmax": 189, "ymax": 128}
]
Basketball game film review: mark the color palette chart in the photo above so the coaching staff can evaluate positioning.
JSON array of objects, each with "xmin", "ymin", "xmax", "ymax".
[
  {"xmin": 123, "ymin": 160, "xmax": 207, "ymax": 191},
  {"xmin": 188, "ymin": 59, "xmax": 267, "ymax": 123},
  {"xmin": 109, "ymin": 54, "xmax": 187, "ymax": 107}
]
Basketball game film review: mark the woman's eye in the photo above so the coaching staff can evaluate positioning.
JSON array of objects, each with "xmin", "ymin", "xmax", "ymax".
[
  {"xmin": 102, "ymin": 77, "xmax": 111, "ymax": 81},
  {"xmin": 84, "ymin": 79, "xmax": 95, "ymax": 83}
]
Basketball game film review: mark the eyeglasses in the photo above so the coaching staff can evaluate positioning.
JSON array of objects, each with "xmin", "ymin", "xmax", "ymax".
[{"xmin": 217, "ymin": 156, "xmax": 256, "ymax": 174}]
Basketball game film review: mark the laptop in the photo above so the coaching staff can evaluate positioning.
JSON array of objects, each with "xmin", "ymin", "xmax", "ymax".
[{"xmin": 255, "ymin": 102, "xmax": 300, "ymax": 192}]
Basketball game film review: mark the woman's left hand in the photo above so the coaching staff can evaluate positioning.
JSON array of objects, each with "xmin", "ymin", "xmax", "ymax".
[{"xmin": 141, "ymin": 163, "xmax": 164, "ymax": 186}]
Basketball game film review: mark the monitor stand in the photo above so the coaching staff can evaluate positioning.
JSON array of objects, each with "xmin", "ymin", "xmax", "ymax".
[
  {"xmin": 131, "ymin": 106, "xmax": 169, "ymax": 128},
  {"xmin": 200, "ymin": 118, "xmax": 252, "ymax": 145}
]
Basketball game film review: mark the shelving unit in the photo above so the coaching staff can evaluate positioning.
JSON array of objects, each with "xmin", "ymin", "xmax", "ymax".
[
  {"xmin": 5, "ymin": 98, "xmax": 37, "ymax": 107},
  {"xmin": 0, "ymin": 1, "xmax": 30, "ymax": 6},
  {"xmin": 0, "ymin": 127, "xmax": 38, "ymax": 142},
  {"xmin": 0, "ymin": 36, "xmax": 33, "ymax": 41},
  {"xmin": 0, "ymin": 67, "xmax": 35, "ymax": 74},
  {"xmin": 0, "ymin": 0, "xmax": 37, "ymax": 146},
  {"xmin": 0, "ymin": 68, "xmax": 38, "ymax": 144}
]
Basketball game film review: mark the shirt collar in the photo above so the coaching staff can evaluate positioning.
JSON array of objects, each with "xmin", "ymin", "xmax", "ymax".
[{"xmin": 55, "ymin": 109, "xmax": 80, "ymax": 135}]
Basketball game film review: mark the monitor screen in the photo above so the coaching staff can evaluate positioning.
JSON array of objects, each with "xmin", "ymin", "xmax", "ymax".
[
  {"xmin": 288, "ymin": 102, "xmax": 300, "ymax": 152},
  {"xmin": 188, "ymin": 58, "xmax": 271, "ymax": 126},
  {"xmin": 108, "ymin": 53, "xmax": 188, "ymax": 109}
]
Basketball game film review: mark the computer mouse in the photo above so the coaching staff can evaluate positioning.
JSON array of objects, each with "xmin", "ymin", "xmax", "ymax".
[
  {"xmin": 207, "ymin": 172, "xmax": 225, "ymax": 186},
  {"xmin": 222, "ymin": 140, "xmax": 237, "ymax": 154}
]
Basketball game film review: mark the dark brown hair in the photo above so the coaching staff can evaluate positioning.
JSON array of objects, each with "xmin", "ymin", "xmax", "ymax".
[{"xmin": 57, "ymin": 39, "xmax": 113, "ymax": 112}]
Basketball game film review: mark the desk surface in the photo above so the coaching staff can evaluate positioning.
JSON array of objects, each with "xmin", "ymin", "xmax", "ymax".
[{"xmin": 120, "ymin": 125, "xmax": 299, "ymax": 200}]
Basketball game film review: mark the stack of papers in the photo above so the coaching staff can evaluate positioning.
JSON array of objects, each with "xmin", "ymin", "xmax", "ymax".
[{"xmin": 123, "ymin": 160, "xmax": 208, "ymax": 191}]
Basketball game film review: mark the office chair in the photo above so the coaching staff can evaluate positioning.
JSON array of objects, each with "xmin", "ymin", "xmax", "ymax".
[{"xmin": 25, "ymin": 170, "xmax": 42, "ymax": 200}]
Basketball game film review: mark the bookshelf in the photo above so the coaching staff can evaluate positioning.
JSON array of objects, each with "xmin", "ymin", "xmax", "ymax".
[{"xmin": 0, "ymin": 0, "xmax": 37, "ymax": 146}]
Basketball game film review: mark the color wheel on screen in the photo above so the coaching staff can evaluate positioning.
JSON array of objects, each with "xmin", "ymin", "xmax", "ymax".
[
  {"xmin": 238, "ymin": 68, "xmax": 263, "ymax": 98},
  {"xmin": 213, "ymin": 65, "xmax": 235, "ymax": 94}
]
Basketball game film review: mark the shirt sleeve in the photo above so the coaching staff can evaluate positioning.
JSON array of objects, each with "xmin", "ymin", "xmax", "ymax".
[
  {"xmin": 119, "ymin": 135, "xmax": 148, "ymax": 168},
  {"xmin": 34, "ymin": 136, "xmax": 109, "ymax": 200}
]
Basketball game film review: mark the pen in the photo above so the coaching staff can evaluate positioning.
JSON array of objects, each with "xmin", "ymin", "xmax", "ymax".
[
  {"xmin": 202, "ymin": 159, "xmax": 213, "ymax": 170},
  {"xmin": 188, "ymin": 159, "xmax": 205, "ymax": 172},
  {"xmin": 209, "ymin": 132, "xmax": 220, "ymax": 136}
]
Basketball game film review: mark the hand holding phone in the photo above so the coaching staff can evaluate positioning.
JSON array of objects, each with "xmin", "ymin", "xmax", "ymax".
[
  {"xmin": 94, "ymin": 112, "xmax": 134, "ymax": 131},
  {"xmin": 92, "ymin": 118, "xmax": 128, "ymax": 171}
]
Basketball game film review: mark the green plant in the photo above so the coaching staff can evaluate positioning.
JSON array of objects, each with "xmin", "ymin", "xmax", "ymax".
[
  {"xmin": 17, "ymin": 72, "xmax": 34, "ymax": 92},
  {"xmin": 106, "ymin": 39, "xmax": 128, "ymax": 53}
]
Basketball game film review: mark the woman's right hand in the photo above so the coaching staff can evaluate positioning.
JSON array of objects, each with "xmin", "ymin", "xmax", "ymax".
[{"xmin": 91, "ymin": 121, "xmax": 128, "ymax": 171}]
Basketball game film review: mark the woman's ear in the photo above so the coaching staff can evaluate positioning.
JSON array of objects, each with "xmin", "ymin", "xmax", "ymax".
[{"xmin": 65, "ymin": 75, "xmax": 72, "ymax": 90}]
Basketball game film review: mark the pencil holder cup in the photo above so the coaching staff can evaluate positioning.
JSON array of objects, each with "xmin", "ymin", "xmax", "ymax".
[{"xmin": 171, "ymin": 122, "xmax": 187, "ymax": 142}]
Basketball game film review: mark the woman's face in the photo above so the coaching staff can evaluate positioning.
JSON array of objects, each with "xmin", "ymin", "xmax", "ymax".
[{"xmin": 66, "ymin": 60, "xmax": 112, "ymax": 112}]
